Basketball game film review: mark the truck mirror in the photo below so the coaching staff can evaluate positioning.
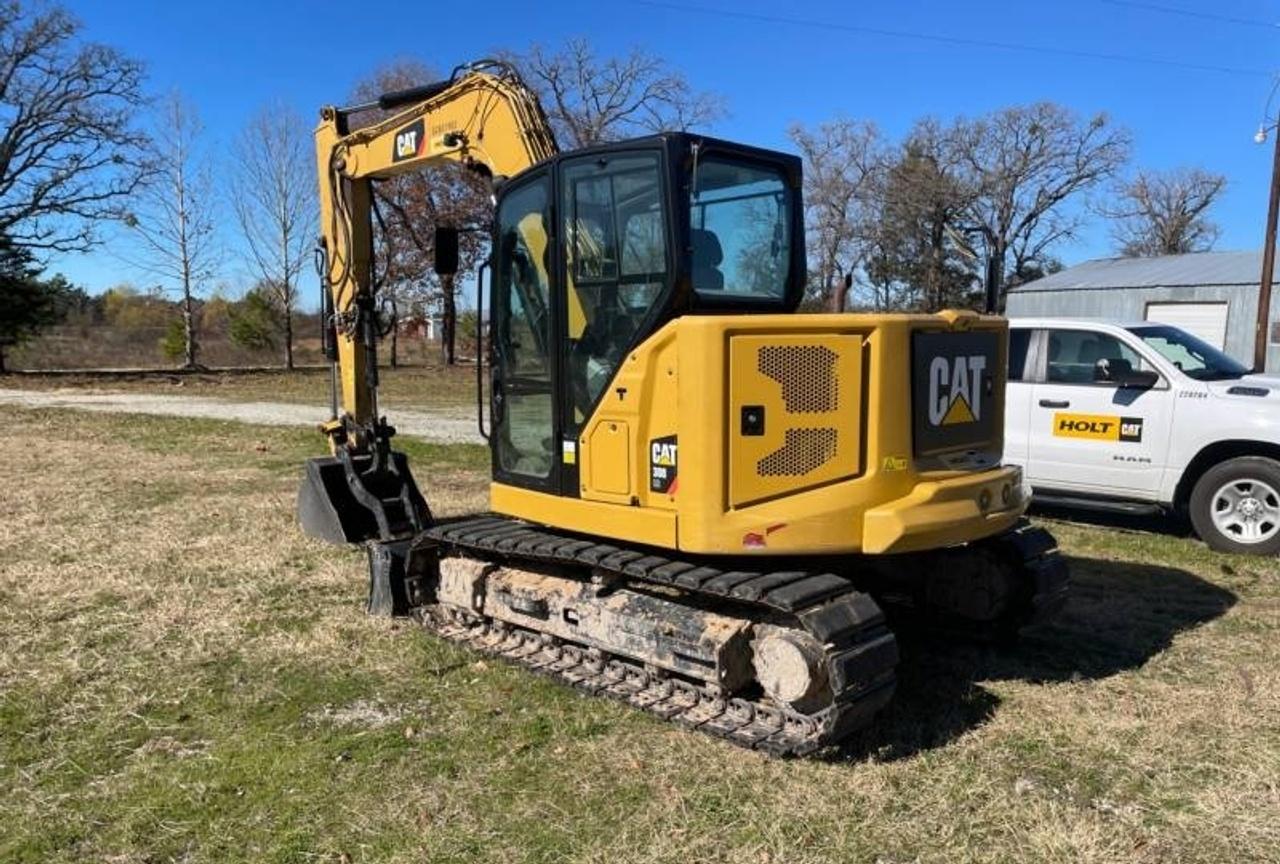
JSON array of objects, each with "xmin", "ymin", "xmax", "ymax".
[
  {"xmin": 1095, "ymin": 358, "xmax": 1158, "ymax": 389},
  {"xmin": 1120, "ymin": 369, "xmax": 1160, "ymax": 389},
  {"xmin": 1093, "ymin": 357, "xmax": 1131, "ymax": 382},
  {"xmin": 434, "ymin": 225, "xmax": 460, "ymax": 276}
]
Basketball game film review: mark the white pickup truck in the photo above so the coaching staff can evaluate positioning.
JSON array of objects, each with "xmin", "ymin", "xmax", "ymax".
[{"xmin": 1005, "ymin": 318, "xmax": 1280, "ymax": 554}]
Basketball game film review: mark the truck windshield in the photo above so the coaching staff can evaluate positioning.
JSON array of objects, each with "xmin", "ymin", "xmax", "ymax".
[{"xmin": 1127, "ymin": 324, "xmax": 1250, "ymax": 381}]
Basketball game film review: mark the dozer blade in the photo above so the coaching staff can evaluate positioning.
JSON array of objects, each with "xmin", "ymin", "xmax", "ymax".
[{"xmin": 297, "ymin": 451, "xmax": 430, "ymax": 545}]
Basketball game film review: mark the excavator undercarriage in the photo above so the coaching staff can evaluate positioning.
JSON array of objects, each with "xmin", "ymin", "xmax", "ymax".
[{"xmin": 339, "ymin": 514, "xmax": 1067, "ymax": 756}]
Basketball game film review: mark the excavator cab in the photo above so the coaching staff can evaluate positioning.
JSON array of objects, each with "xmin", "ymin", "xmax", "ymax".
[{"xmin": 488, "ymin": 134, "xmax": 805, "ymax": 498}]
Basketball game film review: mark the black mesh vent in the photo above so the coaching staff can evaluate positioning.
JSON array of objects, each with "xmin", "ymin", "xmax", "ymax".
[
  {"xmin": 757, "ymin": 428, "xmax": 838, "ymax": 476},
  {"xmin": 758, "ymin": 346, "xmax": 838, "ymax": 413}
]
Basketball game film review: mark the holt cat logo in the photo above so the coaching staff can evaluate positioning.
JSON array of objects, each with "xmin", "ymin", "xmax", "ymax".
[
  {"xmin": 1053, "ymin": 412, "xmax": 1144, "ymax": 443},
  {"xmin": 927, "ymin": 354, "xmax": 987, "ymax": 426}
]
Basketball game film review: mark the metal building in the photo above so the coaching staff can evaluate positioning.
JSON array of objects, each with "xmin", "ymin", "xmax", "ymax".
[{"xmin": 1005, "ymin": 250, "xmax": 1280, "ymax": 370}]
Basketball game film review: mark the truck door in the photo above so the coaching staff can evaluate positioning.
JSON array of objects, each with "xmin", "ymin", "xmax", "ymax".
[{"xmin": 1026, "ymin": 327, "xmax": 1173, "ymax": 498}]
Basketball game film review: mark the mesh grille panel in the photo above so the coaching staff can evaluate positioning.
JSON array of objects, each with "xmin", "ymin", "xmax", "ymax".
[
  {"xmin": 758, "ymin": 346, "xmax": 838, "ymax": 413},
  {"xmin": 757, "ymin": 428, "xmax": 838, "ymax": 477}
]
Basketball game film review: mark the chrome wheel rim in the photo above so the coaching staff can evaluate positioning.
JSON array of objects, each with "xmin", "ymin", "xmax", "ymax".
[{"xmin": 1210, "ymin": 477, "xmax": 1280, "ymax": 545}]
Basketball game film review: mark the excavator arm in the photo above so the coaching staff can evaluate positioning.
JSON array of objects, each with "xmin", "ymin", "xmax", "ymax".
[
  {"xmin": 300, "ymin": 61, "xmax": 557, "ymax": 549},
  {"xmin": 317, "ymin": 60, "xmax": 555, "ymax": 438}
]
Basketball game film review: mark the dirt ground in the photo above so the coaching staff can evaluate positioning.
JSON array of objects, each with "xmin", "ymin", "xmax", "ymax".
[{"xmin": 0, "ymin": 387, "xmax": 484, "ymax": 445}]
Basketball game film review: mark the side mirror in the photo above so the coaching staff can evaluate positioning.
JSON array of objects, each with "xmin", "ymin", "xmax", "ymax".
[
  {"xmin": 1094, "ymin": 357, "xmax": 1159, "ymax": 389},
  {"xmin": 434, "ymin": 225, "xmax": 459, "ymax": 276}
]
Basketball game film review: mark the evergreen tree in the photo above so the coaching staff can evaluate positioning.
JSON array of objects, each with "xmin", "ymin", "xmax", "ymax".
[{"xmin": 0, "ymin": 234, "xmax": 71, "ymax": 372}]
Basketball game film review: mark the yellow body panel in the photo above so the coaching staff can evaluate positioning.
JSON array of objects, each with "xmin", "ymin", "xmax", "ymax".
[
  {"xmin": 861, "ymin": 464, "xmax": 1026, "ymax": 553},
  {"xmin": 577, "ymin": 324, "xmax": 681, "ymax": 510},
  {"xmin": 491, "ymin": 482, "xmax": 677, "ymax": 548},
  {"xmin": 492, "ymin": 309, "xmax": 1025, "ymax": 557},
  {"xmin": 728, "ymin": 333, "xmax": 863, "ymax": 508},
  {"xmin": 586, "ymin": 420, "xmax": 631, "ymax": 497}
]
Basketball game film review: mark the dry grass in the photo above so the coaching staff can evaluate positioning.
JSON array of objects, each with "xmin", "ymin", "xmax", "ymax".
[{"xmin": 1, "ymin": 407, "xmax": 1278, "ymax": 863}]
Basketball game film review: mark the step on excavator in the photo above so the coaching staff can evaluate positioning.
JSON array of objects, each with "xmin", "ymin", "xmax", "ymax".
[{"xmin": 297, "ymin": 60, "xmax": 1069, "ymax": 756}]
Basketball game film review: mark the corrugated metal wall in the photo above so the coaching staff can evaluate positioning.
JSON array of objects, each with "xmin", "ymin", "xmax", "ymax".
[{"xmin": 1004, "ymin": 284, "xmax": 1280, "ymax": 370}]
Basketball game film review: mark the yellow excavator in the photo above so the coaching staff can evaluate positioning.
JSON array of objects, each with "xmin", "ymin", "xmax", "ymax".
[{"xmin": 298, "ymin": 60, "xmax": 1068, "ymax": 756}]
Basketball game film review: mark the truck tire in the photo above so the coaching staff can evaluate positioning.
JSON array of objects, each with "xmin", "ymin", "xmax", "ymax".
[{"xmin": 1189, "ymin": 456, "xmax": 1280, "ymax": 555}]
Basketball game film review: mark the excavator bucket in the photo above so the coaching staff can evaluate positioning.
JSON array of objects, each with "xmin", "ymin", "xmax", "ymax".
[{"xmin": 297, "ymin": 452, "xmax": 430, "ymax": 545}]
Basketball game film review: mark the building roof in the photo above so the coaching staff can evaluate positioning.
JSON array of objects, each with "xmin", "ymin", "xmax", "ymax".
[{"xmin": 1010, "ymin": 250, "xmax": 1276, "ymax": 293}]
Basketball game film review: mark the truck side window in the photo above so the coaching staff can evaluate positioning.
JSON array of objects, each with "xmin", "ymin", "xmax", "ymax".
[
  {"xmin": 1045, "ymin": 329, "xmax": 1144, "ymax": 385},
  {"xmin": 1008, "ymin": 329, "xmax": 1031, "ymax": 382}
]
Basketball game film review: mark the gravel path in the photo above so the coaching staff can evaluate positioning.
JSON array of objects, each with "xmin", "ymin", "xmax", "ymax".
[{"xmin": 0, "ymin": 388, "xmax": 484, "ymax": 445}]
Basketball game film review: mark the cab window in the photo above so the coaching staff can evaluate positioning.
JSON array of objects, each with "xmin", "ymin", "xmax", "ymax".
[
  {"xmin": 561, "ymin": 152, "xmax": 668, "ymax": 426},
  {"xmin": 1045, "ymin": 329, "xmax": 1146, "ymax": 385},
  {"xmin": 690, "ymin": 157, "xmax": 792, "ymax": 300}
]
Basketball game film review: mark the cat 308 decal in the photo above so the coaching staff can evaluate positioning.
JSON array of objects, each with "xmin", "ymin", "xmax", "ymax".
[{"xmin": 649, "ymin": 435, "xmax": 678, "ymax": 493}]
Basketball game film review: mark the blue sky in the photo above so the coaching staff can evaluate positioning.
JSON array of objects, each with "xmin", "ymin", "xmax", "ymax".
[{"xmin": 50, "ymin": 0, "xmax": 1280, "ymax": 298}]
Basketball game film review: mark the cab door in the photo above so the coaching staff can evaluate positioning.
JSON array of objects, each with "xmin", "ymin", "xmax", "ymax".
[
  {"xmin": 491, "ymin": 170, "xmax": 559, "ymax": 491},
  {"xmin": 1026, "ymin": 327, "xmax": 1173, "ymax": 498},
  {"xmin": 556, "ymin": 149, "xmax": 673, "ymax": 495}
]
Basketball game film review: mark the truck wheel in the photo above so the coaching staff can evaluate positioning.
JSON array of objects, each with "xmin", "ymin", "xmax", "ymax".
[{"xmin": 1190, "ymin": 456, "xmax": 1280, "ymax": 555}]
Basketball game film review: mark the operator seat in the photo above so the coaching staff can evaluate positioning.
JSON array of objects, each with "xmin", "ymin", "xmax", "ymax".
[{"xmin": 692, "ymin": 228, "xmax": 725, "ymax": 292}]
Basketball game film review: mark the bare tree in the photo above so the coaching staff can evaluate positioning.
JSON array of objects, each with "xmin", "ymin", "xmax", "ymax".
[
  {"xmin": 349, "ymin": 61, "xmax": 492, "ymax": 367},
  {"xmin": 788, "ymin": 118, "xmax": 883, "ymax": 310},
  {"xmin": 948, "ymin": 103, "xmax": 1131, "ymax": 307},
  {"xmin": 231, "ymin": 103, "xmax": 315, "ymax": 369},
  {"xmin": 506, "ymin": 38, "xmax": 724, "ymax": 147},
  {"xmin": 126, "ymin": 93, "xmax": 216, "ymax": 369},
  {"xmin": 0, "ymin": 2, "xmax": 150, "ymax": 253},
  {"xmin": 865, "ymin": 121, "xmax": 979, "ymax": 312},
  {"xmin": 1108, "ymin": 167, "xmax": 1226, "ymax": 257}
]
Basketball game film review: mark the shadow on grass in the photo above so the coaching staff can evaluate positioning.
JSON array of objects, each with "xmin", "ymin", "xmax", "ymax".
[
  {"xmin": 1030, "ymin": 501, "xmax": 1194, "ymax": 539},
  {"xmin": 830, "ymin": 555, "xmax": 1237, "ymax": 763}
]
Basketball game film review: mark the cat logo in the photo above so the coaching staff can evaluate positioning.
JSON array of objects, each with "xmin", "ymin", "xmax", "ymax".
[
  {"xmin": 912, "ymin": 330, "xmax": 997, "ymax": 454},
  {"xmin": 392, "ymin": 119, "xmax": 426, "ymax": 162},
  {"xmin": 927, "ymin": 354, "xmax": 987, "ymax": 426},
  {"xmin": 649, "ymin": 435, "xmax": 678, "ymax": 493}
]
